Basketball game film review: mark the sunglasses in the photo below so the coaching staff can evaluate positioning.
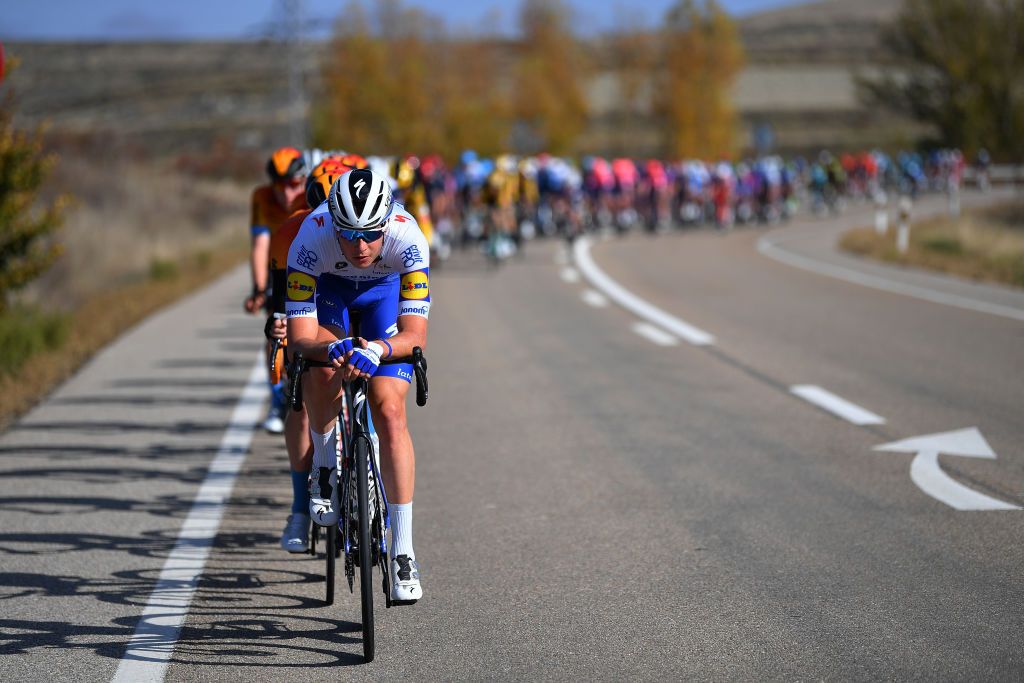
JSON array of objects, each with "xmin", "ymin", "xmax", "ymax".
[{"xmin": 338, "ymin": 228, "xmax": 386, "ymax": 243}]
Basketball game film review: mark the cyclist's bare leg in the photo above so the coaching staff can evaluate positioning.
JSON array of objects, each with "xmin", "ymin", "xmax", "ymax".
[
  {"xmin": 285, "ymin": 406, "xmax": 311, "ymax": 472},
  {"xmin": 368, "ymin": 376, "xmax": 414, "ymax": 504},
  {"xmin": 300, "ymin": 323, "xmax": 347, "ymax": 433}
]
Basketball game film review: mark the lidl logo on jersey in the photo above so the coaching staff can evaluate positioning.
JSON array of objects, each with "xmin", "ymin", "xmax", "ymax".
[
  {"xmin": 287, "ymin": 272, "xmax": 316, "ymax": 301},
  {"xmin": 400, "ymin": 270, "xmax": 429, "ymax": 300}
]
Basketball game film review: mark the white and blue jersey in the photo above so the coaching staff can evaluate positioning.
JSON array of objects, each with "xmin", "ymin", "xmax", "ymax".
[{"xmin": 286, "ymin": 203, "xmax": 431, "ymax": 382}]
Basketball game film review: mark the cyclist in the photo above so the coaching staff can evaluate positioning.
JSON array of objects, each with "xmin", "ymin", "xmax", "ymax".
[
  {"xmin": 482, "ymin": 154, "xmax": 519, "ymax": 259},
  {"xmin": 246, "ymin": 146, "xmax": 308, "ymax": 433},
  {"xmin": 286, "ymin": 168, "xmax": 429, "ymax": 602},
  {"xmin": 274, "ymin": 157, "xmax": 354, "ymax": 553}
]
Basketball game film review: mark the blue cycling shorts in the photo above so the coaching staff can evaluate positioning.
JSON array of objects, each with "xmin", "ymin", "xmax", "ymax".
[{"xmin": 315, "ymin": 274, "xmax": 413, "ymax": 384}]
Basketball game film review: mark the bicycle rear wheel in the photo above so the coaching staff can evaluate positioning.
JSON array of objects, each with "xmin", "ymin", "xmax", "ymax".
[
  {"xmin": 325, "ymin": 524, "xmax": 336, "ymax": 606},
  {"xmin": 356, "ymin": 433, "xmax": 375, "ymax": 662}
]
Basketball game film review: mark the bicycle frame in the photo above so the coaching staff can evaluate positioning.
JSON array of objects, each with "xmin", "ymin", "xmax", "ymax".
[{"xmin": 339, "ymin": 377, "xmax": 392, "ymax": 600}]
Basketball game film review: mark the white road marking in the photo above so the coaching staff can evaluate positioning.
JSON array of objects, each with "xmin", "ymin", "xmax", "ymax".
[
  {"xmin": 790, "ymin": 385, "xmax": 886, "ymax": 426},
  {"xmin": 573, "ymin": 237, "xmax": 716, "ymax": 346},
  {"xmin": 758, "ymin": 235, "xmax": 1024, "ymax": 323},
  {"xmin": 581, "ymin": 289, "xmax": 608, "ymax": 307},
  {"xmin": 112, "ymin": 356, "xmax": 265, "ymax": 683},
  {"xmin": 560, "ymin": 267, "xmax": 581, "ymax": 283},
  {"xmin": 632, "ymin": 322, "xmax": 679, "ymax": 346},
  {"xmin": 874, "ymin": 428, "xmax": 1021, "ymax": 511}
]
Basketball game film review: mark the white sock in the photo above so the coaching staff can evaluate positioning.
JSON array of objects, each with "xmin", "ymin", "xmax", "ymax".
[
  {"xmin": 310, "ymin": 427, "xmax": 337, "ymax": 470},
  {"xmin": 391, "ymin": 502, "xmax": 414, "ymax": 560}
]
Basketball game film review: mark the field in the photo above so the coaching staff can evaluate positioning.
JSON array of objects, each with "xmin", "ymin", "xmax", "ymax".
[{"xmin": 840, "ymin": 200, "xmax": 1024, "ymax": 289}]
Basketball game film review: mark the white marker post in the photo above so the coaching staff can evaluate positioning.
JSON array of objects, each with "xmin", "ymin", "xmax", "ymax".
[
  {"xmin": 947, "ymin": 175, "xmax": 961, "ymax": 217},
  {"xmin": 896, "ymin": 195, "xmax": 912, "ymax": 255},
  {"xmin": 874, "ymin": 190, "xmax": 888, "ymax": 234}
]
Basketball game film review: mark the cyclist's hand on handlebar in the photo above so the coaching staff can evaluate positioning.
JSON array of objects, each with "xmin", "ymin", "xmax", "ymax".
[
  {"xmin": 343, "ymin": 341, "xmax": 383, "ymax": 380},
  {"xmin": 269, "ymin": 317, "xmax": 286, "ymax": 340},
  {"xmin": 326, "ymin": 337, "xmax": 358, "ymax": 368}
]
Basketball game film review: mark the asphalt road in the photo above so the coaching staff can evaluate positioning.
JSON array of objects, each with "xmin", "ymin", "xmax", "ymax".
[{"xmin": 1, "ymin": 192, "xmax": 1021, "ymax": 680}]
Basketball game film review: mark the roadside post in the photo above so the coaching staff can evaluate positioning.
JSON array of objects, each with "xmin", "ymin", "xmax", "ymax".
[
  {"xmin": 874, "ymin": 190, "xmax": 888, "ymax": 234},
  {"xmin": 947, "ymin": 175, "xmax": 960, "ymax": 217},
  {"xmin": 897, "ymin": 196, "xmax": 911, "ymax": 254}
]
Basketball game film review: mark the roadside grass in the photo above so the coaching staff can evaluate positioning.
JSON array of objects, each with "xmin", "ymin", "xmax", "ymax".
[
  {"xmin": 839, "ymin": 200, "xmax": 1024, "ymax": 289},
  {"xmin": 0, "ymin": 143, "xmax": 254, "ymax": 429},
  {"xmin": 0, "ymin": 243, "xmax": 247, "ymax": 428}
]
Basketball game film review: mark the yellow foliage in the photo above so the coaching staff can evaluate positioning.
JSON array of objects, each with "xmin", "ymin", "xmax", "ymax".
[
  {"xmin": 512, "ymin": 0, "xmax": 588, "ymax": 154},
  {"xmin": 655, "ymin": 0, "xmax": 744, "ymax": 160}
]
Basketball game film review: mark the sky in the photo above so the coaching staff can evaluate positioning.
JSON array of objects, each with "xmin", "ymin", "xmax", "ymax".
[{"xmin": 0, "ymin": 0, "xmax": 803, "ymax": 41}]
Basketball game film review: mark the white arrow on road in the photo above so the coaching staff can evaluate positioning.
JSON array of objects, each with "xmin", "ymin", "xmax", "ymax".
[{"xmin": 874, "ymin": 428, "xmax": 1021, "ymax": 511}]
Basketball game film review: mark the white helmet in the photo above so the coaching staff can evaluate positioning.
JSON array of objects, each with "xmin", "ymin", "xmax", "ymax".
[{"xmin": 328, "ymin": 168, "xmax": 394, "ymax": 231}]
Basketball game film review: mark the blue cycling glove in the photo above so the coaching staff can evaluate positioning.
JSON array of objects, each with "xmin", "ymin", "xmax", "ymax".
[
  {"xmin": 326, "ymin": 337, "xmax": 357, "ymax": 363},
  {"xmin": 349, "ymin": 343, "xmax": 383, "ymax": 375}
]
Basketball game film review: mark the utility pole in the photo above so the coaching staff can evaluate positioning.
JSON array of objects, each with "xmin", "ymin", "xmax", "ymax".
[{"xmin": 278, "ymin": 0, "xmax": 307, "ymax": 146}]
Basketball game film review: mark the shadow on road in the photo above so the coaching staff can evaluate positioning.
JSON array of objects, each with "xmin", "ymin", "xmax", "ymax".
[{"xmin": 0, "ymin": 531, "xmax": 364, "ymax": 667}]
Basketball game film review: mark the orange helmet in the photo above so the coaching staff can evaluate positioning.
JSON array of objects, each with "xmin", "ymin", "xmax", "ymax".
[
  {"xmin": 339, "ymin": 153, "xmax": 369, "ymax": 170},
  {"xmin": 266, "ymin": 146, "xmax": 307, "ymax": 182},
  {"xmin": 305, "ymin": 158, "xmax": 350, "ymax": 209}
]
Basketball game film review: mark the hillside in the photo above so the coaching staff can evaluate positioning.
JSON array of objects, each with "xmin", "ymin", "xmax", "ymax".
[
  {"xmin": 740, "ymin": 0, "xmax": 898, "ymax": 62},
  {"xmin": 4, "ymin": 0, "xmax": 910, "ymax": 159}
]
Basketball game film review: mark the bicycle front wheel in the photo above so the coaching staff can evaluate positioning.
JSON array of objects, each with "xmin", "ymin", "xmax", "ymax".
[{"xmin": 356, "ymin": 433, "xmax": 375, "ymax": 662}]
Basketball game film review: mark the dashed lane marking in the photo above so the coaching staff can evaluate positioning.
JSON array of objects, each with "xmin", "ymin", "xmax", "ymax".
[
  {"xmin": 112, "ymin": 355, "xmax": 265, "ymax": 683},
  {"xmin": 790, "ymin": 384, "xmax": 886, "ymax": 426},
  {"xmin": 581, "ymin": 289, "xmax": 608, "ymax": 307},
  {"xmin": 632, "ymin": 322, "xmax": 679, "ymax": 346},
  {"xmin": 560, "ymin": 267, "xmax": 581, "ymax": 283}
]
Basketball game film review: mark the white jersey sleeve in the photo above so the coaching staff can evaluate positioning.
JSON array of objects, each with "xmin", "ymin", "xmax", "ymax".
[
  {"xmin": 380, "ymin": 207, "xmax": 432, "ymax": 319},
  {"xmin": 284, "ymin": 212, "xmax": 330, "ymax": 319}
]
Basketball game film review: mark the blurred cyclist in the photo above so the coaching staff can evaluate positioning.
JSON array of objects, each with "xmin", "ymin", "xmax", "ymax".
[{"xmin": 246, "ymin": 146, "xmax": 308, "ymax": 433}]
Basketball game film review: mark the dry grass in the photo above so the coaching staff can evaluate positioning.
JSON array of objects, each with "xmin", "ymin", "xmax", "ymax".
[
  {"xmin": 0, "ymin": 148, "xmax": 253, "ymax": 428},
  {"xmin": 0, "ymin": 243, "xmax": 247, "ymax": 429},
  {"xmin": 840, "ymin": 201, "xmax": 1024, "ymax": 289},
  {"xmin": 25, "ymin": 153, "xmax": 250, "ymax": 309}
]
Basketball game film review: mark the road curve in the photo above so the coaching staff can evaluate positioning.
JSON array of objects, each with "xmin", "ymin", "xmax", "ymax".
[{"xmin": 0, "ymin": 195, "xmax": 1021, "ymax": 679}]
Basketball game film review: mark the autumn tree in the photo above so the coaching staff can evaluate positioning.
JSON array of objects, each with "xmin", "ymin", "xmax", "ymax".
[
  {"xmin": 654, "ymin": 0, "xmax": 744, "ymax": 159},
  {"xmin": 314, "ymin": 1, "xmax": 442, "ymax": 156},
  {"xmin": 512, "ymin": 0, "xmax": 589, "ymax": 154},
  {"xmin": 859, "ymin": 0, "xmax": 1024, "ymax": 161},
  {"xmin": 314, "ymin": 2, "xmax": 390, "ymax": 153},
  {"xmin": 438, "ymin": 38, "xmax": 511, "ymax": 159},
  {"xmin": 315, "ymin": 0, "xmax": 509, "ymax": 160},
  {"xmin": 606, "ymin": 8, "xmax": 657, "ymax": 156},
  {"xmin": 0, "ymin": 66, "xmax": 65, "ymax": 312}
]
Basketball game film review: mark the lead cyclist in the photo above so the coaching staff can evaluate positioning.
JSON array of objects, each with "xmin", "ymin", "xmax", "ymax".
[{"xmin": 286, "ymin": 168, "xmax": 429, "ymax": 603}]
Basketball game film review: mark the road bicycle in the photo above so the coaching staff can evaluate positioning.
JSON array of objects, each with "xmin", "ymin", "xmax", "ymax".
[{"xmin": 287, "ymin": 338, "xmax": 427, "ymax": 663}]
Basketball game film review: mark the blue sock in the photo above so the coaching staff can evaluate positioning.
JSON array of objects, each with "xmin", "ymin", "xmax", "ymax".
[
  {"xmin": 291, "ymin": 469, "xmax": 310, "ymax": 515},
  {"xmin": 270, "ymin": 381, "xmax": 286, "ymax": 412}
]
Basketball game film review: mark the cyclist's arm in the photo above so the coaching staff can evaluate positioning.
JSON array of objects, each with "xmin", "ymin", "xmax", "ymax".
[
  {"xmin": 369, "ymin": 314, "xmax": 427, "ymax": 360},
  {"xmin": 283, "ymin": 217, "xmax": 328, "ymax": 357},
  {"xmin": 249, "ymin": 189, "xmax": 272, "ymax": 296},
  {"xmin": 250, "ymin": 232, "xmax": 270, "ymax": 295},
  {"xmin": 287, "ymin": 315, "xmax": 333, "ymax": 361}
]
